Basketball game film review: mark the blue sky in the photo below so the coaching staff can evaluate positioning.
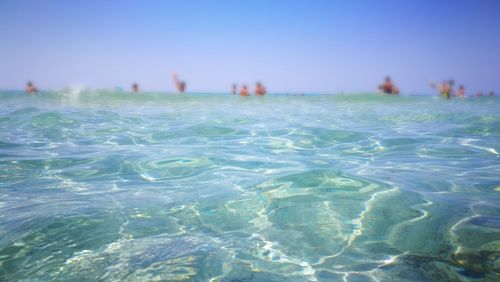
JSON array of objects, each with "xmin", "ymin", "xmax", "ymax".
[{"xmin": 1, "ymin": 0, "xmax": 499, "ymax": 93}]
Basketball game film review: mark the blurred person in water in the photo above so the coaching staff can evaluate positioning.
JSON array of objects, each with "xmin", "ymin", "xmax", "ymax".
[
  {"xmin": 431, "ymin": 80, "xmax": 454, "ymax": 99},
  {"xmin": 456, "ymin": 85, "xmax": 465, "ymax": 98},
  {"xmin": 240, "ymin": 85, "xmax": 249, "ymax": 96},
  {"xmin": 132, "ymin": 83, "xmax": 139, "ymax": 93},
  {"xmin": 254, "ymin": 81, "xmax": 267, "ymax": 96},
  {"xmin": 378, "ymin": 76, "xmax": 399, "ymax": 95},
  {"xmin": 172, "ymin": 74, "xmax": 186, "ymax": 93},
  {"xmin": 25, "ymin": 81, "xmax": 38, "ymax": 94},
  {"xmin": 232, "ymin": 84, "xmax": 237, "ymax": 95}
]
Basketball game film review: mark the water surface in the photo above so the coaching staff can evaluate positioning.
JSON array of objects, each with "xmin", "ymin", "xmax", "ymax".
[{"xmin": 0, "ymin": 91, "xmax": 499, "ymax": 281}]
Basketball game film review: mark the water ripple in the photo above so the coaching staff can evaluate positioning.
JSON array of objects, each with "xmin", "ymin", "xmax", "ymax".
[{"xmin": 1, "ymin": 93, "xmax": 499, "ymax": 281}]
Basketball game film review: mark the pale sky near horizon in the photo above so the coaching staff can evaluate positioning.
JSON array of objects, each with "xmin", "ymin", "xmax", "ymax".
[{"xmin": 1, "ymin": 0, "xmax": 499, "ymax": 94}]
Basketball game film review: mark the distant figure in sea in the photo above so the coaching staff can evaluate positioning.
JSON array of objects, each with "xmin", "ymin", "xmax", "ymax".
[
  {"xmin": 25, "ymin": 81, "xmax": 38, "ymax": 94},
  {"xmin": 489, "ymin": 91, "xmax": 494, "ymax": 96},
  {"xmin": 254, "ymin": 81, "xmax": 266, "ymax": 96},
  {"xmin": 456, "ymin": 85, "xmax": 465, "ymax": 98},
  {"xmin": 240, "ymin": 85, "xmax": 249, "ymax": 96},
  {"xmin": 132, "ymin": 83, "xmax": 139, "ymax": 93},
  {"xmin": 392, "ymin": 86, "xmax": 400, "ymax": 95},
  {"xmin": 172, "ymin": 74, "xmax": 186, "ymax": 93},
  {"xmin": 232, "ymin": 84, "xmax": 237, "ymax": 95},
  {"xmin": 378, "ymin": 76, "xmax": 399, "ymax": 95},
  {"xmin": 431, "ymin": 80, "xmax": 454, "ymax": 99}
]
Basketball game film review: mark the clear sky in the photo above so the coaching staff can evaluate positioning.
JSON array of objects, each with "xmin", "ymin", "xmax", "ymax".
[{"xmin": 1, "ymin": 0, "xmax": 499, "ymax": 94}]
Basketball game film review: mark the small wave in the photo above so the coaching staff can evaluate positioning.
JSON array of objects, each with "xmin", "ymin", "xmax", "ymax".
[{"xmin": 30, "ymin": 112, "xmax": 79, "ymax": 129}]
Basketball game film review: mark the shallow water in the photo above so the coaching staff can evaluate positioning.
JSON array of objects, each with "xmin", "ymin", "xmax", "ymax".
[{"xmin": 0, "ymin": 91, "xmax": 499, "ymax": 281}]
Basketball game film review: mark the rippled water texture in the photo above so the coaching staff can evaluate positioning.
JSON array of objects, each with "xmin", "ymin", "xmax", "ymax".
[{"xmin": 0, "ymin": 91, "xmax": 499, "ymax": 281}]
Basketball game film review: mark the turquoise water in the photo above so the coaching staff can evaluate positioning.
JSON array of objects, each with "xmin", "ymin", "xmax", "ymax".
[{"xmin": 0, "ymin": 91, "xmax": 499, "ymax": 281}]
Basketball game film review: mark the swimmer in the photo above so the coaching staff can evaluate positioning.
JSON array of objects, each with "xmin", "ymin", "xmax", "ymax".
[
  {"xmin": 378, "ymin": 76, "xmax": 399, "ymax": 95},
  {"xmin": 25, "ymin": 81, "xmax": 38, "ymax": 94},
  {"xmin": 440, "ymin": 81, "xmax": 453, "ymax": 99},
  {"xmin": 240, "ymin": 85, "xmax": 249, "ymax": 96},
  {"xmin": 132, "ymin": 83, "xmax": 139, "ymax": 93},
  {"xmin": 172, "ymin": 74, "xmax": 186, "ymax": 93},
  {"xmin": 392, "ymin": 86, "xmax": 400, "ymax": 95},
  {"xmin": 232, "ymin": 84, "xmax": 237, "ymax": 95},
  {"xmin": 254, "ymin": 81, "xmax": 266, "ymax": 96},
  {"xmin": 489, "ymin": 91, "xmax": 494, "ymax": 96},
  {"xmin": 456, "ymin": 85, "xmax": 465, "ymax": 98},
  {"xmin": 431, "ymin": 80, "xmax": 453, "ymax": 99}
]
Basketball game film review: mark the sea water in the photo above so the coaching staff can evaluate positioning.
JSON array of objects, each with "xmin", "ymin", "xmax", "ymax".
[{"xmin": 0, "ymin": 91, "xmax": 499, "ymax": 281}]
